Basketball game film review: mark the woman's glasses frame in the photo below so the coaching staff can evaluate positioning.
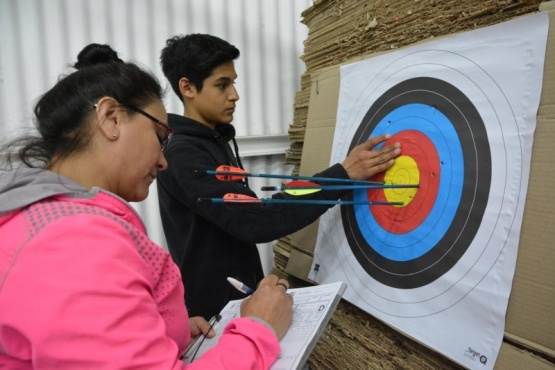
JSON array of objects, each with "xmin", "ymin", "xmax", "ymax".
[
  {"xmin": 121, "ymin": 103, "xmax": 174, "ymax": 152},
  {"xmin": 94, "ymin": 102, "xmax": 174, "ymax": 151}
]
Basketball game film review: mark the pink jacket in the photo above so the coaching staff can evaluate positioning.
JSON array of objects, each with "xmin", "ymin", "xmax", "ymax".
[{"xmin": 0, "ymin": 169, "xmax": 280, "ymax": 369}]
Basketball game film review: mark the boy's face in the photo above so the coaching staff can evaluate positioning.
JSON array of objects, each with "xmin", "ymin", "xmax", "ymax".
[{"xmin": 186, "ymin": 61, "xmax": 239, "ymax": 129}]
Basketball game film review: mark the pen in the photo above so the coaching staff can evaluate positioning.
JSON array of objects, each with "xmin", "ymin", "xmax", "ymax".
[
  {"xmin": 182, "ymin": 315, "xmax": 220, "ymax": 359},
  {"xmin": 227, "ymin": 277, "xmax": 255, "ymax": 295}
]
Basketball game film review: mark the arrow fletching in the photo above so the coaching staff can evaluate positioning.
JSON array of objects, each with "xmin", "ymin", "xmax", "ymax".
[
  {"xmin": 222, "ymin": 193, "xmax": 261, "ymax": 202},
  {"xmin": 213, "ymin": 165, "xmax": 249, "ymax": 181},
  {"xmin": 281, "ymin": 180, "xmax": 322, "ymax": 196}
]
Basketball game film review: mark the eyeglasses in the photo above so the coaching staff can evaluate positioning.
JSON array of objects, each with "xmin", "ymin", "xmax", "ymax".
[
  {"xmin": 93, "ymin": 102, "xmax": 174, "ymax": 151},
  {"xmin": 122, "ymin": 104, "xmax": 174, "ymax": 152}
]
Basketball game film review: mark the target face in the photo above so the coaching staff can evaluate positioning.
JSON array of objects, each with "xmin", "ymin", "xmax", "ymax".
[
  {"xmin": 310, "ymin": 45, "xmax": 532, "ymax": 319},
  {"xmin": 342, "ymin": 77, "xmax": 492, "ymax": 289}
]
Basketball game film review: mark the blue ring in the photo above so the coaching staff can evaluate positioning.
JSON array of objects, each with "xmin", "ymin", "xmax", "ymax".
[{"xmin": 354, "ymin": 103, "xmax": 464, "ymax": 261}]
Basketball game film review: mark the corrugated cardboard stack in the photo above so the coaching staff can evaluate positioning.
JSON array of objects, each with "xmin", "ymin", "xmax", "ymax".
[{"xmin": 274, "ymin": 0, "xmax": 555, "ymax": 368}]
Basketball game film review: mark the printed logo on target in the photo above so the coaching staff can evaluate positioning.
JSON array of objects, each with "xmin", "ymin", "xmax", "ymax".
[{"xmin": 464, "ymin": 347, "xmax": 488, "ymax": 365}]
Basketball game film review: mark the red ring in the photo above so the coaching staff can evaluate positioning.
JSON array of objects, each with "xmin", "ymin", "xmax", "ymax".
[{"xmin": 368, "ymin": 130, "xmax": 440, "ymax": 234}]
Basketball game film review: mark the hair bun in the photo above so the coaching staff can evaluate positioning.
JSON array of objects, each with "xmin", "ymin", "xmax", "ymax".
[{"xmin": 74, "ymin": 43, "xmax": 123, "ymax": 69}]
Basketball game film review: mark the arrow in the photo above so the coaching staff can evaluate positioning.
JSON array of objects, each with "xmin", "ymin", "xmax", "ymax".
[
  {"xmin": 196, "ymin": 165, "xmax": 385, "ymax": 185},
  {"xmin": 198, "ymin": 193, "xmax": 404, "ymax": 206},
  {"xmin": 261, "ymin": 180, "xmax": 419, "ymax": 196}
]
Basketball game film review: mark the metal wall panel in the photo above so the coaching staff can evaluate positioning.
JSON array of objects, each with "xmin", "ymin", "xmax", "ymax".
[{"xmin": 0, "ymin": 0, "xmax": 311, "ymax": 274}]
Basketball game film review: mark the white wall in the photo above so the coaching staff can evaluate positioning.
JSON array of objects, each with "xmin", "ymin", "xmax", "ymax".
[{"xmin": 0, "ymin": 0, "xmax": 311, "ymax": 274}]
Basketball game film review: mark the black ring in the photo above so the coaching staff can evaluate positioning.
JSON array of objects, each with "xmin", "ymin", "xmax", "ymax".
[
  {"xmin": 342, "ymin": 76, "xmax": 490, "ymax": 289},
  {"xmin": 276, "ymin": 282, "xmax": 288, "ymax": 291}
]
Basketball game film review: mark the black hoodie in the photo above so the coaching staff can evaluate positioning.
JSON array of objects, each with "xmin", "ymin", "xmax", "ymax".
[{"xmin": 157, "ymin": 114, "xmax": 350, "ymax": 319}]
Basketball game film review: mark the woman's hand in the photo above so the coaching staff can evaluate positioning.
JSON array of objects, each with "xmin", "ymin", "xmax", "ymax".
[
  {"xmin": 240, "ymin": 274, "xmax": 293, "ymax": 340},
  {"xmin": 189, "ymin": 316, "xmax": 216, "ymax": 339}
]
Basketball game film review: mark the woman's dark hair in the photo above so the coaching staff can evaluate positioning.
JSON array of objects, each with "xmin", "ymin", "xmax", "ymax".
[
  {"xmin": 2, "ymin": 43, "xmax": 163, "ymax": 169},
  {"xmin": 160, "ymin": 34, "xmax": 240, "ymax": 101}
]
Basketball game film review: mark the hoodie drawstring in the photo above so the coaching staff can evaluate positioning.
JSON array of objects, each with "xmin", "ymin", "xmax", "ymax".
[{"xmin": 231, "ymin": 137, "xmax": 249, "ymax": 188}]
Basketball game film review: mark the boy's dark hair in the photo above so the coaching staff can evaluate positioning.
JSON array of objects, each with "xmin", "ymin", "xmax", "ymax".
[{"xmin": 160, "ymin": 34, "xmax": 240, "ymax": 101}]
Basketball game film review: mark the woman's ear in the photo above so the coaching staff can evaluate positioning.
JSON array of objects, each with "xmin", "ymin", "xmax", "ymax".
[
  {"xmin": 179, "ymin": 77, "xmax": 196, "ymax": 99},
  {"xmin": 94, "ymin": 97, "xmax": 121, "ymax": 141}
]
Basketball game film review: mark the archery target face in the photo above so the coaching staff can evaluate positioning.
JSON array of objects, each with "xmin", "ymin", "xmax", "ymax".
[
  {"xmin": 317, "ymin": 49, "xmax": 524, "ymax": 317},
  {"xmin": 344, "ymin": 76, "xmax": 491, "ymax": 289}
]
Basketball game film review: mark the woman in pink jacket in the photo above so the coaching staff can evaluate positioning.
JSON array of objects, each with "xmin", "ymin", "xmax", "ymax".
[{"xmin": 0, "ymin": 43, "xmax": 292, "ymax": 369}]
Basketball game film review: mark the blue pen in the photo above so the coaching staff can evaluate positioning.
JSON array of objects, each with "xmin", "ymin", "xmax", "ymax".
[{"xmin": 227, "ymin": 277, "xmax": 255, "ymax": 295}]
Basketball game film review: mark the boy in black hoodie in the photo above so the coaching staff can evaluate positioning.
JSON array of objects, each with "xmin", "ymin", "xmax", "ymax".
[{"xmin": 157, "ymin": 33, "xmax": 401, "ymax": 320}]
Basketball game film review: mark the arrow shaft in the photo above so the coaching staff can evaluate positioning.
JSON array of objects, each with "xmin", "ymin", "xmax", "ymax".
[
  {"xmin": 199, "ymin": 198, "xmax": 403, "ymax": 206},
  {"xmin": 262, "ymin": 184, "xmax": 419, "ymax": 191},
  {"xmin": 204, "ymin": 170, "xmax": 384, "ymax": 185}
]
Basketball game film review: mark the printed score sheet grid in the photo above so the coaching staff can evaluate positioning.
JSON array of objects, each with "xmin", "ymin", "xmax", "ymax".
[{"xmin": 187, "ymin": 281, "xmax": 346, "ymax": 370}]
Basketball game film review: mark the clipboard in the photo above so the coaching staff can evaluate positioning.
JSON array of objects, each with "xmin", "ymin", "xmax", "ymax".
[{"xmin": 185, "ymin": 281, "xmax": 347, "ymax": 369}]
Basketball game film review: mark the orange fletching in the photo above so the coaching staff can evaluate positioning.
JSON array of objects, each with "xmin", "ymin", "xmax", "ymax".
[
  {"xmin": 222, "ymin": 193, "xmax": 262, "ymax": 203},
  {"xmin": 215, "ymin": 165, "xmax": 249, "ymax": 181}
]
